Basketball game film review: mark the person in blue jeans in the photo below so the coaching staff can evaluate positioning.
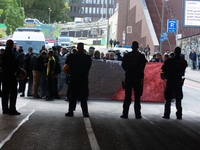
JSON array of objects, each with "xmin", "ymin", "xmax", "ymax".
[{"xmin": 198, "ymin": 51, "xmax": 200, "ymax": 70}]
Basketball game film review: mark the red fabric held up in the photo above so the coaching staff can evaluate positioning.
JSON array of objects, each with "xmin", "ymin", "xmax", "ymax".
[{"xmin": 111, "ymin": 62, "xmax": 166, "ymax": 103}]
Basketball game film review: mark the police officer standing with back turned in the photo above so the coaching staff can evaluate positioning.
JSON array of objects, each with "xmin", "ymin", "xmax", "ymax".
[
  {"xmin": 162, "ymin": 47, "xmax": 187, "ymax": 119},
  {"xmin": 121, "ymin": 41, "xmax": 146, "ymax": 119},
  {"xmin": 1, "ymin": 40, "xmax": 21, "ymax": 115},
  {"xmin": 65, "ymin": 43, "xmax": 92, "ymax": 117}
]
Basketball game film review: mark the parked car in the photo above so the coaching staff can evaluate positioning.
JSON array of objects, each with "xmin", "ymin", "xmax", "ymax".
[
  {"xmin": 0, "ymin": 37, "xmax": 9, "ymax": 46},
  {"xmin": 25, "ymin": 18, "xmax": 43, "ymax": 25}
]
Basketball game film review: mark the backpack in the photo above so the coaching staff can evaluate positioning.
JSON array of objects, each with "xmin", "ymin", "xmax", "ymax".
[{"xmin": 54, "ymin": 60, "xmax": 61, "ymax": 74}]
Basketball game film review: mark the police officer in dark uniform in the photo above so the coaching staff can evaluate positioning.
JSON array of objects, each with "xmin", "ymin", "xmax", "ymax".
[
  {"xmin": 121, "ymin": 41, "xmax": 146, "ymax": 119},
  {"xmin": 162, "ymin": 47, "xmax": 187, "ymax": 119},
  {"xmin": 65, "ymin": 43, "xmax": 92, "ymax": 117},
  {"xmin": 1, "ymin": 40, "xmax": 21, "ymax": 115}
]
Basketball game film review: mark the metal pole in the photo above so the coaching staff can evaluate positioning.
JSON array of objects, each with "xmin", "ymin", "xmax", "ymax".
[
  {"xmin": 107, "ymin": 2, "xmax": 109, "ymax": 49},
  {"xmin": 102, "ymin": 0, "xmax": 104, "ymax": 19},
  {"xmin": 176, "ymin": 20, "xmax": 179, "ymax": 46},
  {"xmin": 49, "ymin": 10, "xmax": 50, "ymax": 24},
  {"xmin": 160, "ymin": 0, "xmax": 165, "ymax": 54},
  {"xmin": 125, "ymin": 0, "xmax": 128, "ymax": 46}
]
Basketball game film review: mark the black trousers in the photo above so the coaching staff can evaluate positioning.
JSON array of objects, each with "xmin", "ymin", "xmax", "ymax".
[
  {"xmin": 54, "ymin": 75, "xmax": 58, "ymax": 98},
  {"xmin": 47, "ymin": 75, "xmax": 55, "ymax": 99},
  {"xmin": 1, "ymin": 77, "xmax": 18, "ymax": 113},
  {"xmin": 68, "ymin": 78, "xmax": 89, "ymax": 114},
  {"xmin": 22, "ymin": 72, "xmax": 33, "ymax": 95},
  {"xmin": 164, "ymin": 82, "xmax": 183, "ymax": 117},
  {"xmin": 122, "ymin": 78, "xmax": 143, "ymax": 117}
]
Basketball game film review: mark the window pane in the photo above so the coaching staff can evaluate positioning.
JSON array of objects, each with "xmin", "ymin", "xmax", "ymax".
[
  {"xmin": 85, "ymin": 7, "xmax": 88, "ymax": 14},
  {"xmin": 93, "ymin": 8, "xmax": 96, "ymax": 14}
]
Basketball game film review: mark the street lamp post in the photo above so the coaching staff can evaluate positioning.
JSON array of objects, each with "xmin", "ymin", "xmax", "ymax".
[
  {"xmin": 125, "ymin": 0, "xmax": 129, "ymax": 46},
  {"xmin": 48, "ymin": 8, "xmax": 52, "ymax": 25},
  {"xmin": 160, "ymin": 0, "xmax": 165, "ymax": 54}
]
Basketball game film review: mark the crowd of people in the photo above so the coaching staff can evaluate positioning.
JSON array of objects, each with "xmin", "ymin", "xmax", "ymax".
[
  {"xmin": 0, "ymin": 39, "xmax": 188, "ymax": 119},
  {"xmin": 189, "ymin": 49, "xmax": 200, "ymax": 70}
]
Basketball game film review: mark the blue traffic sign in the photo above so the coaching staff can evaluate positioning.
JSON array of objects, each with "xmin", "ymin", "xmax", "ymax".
[
  {"xmin": 167, "ymin": 20, "xmax": 177, "ymax": 33},
  {"xmin": 160, "ymin": 37, "xmax": 167, "ymax": 42}
]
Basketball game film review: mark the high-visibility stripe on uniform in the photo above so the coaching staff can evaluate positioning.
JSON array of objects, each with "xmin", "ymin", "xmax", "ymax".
[{"xmin": 47, "ymin": 56, "xmax": 56, "ymax": 75}]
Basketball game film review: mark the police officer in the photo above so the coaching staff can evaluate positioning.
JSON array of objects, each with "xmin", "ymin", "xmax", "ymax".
[
  {"xmin": 162, "ymin": 47, "xmax": 187, "ymax": 119},
  {"xmin": 1, "ymin": 40, "xmax": 21, "ymax": 115},
  {"xmin": 65, "ymin": 43, "xmax": 92, "ymax": 117},
  {"xmin": 121, "ymin": 41, "xmax": 146, "ymax": 119}
]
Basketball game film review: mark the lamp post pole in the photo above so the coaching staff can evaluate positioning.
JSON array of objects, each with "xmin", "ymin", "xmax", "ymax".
[
  {"xmin": 160, "ymin": 0, "xmax": 165, "ymax": 54},
  {"xmin": 125, "ymin": 0, "xmax": 129, "ymax": 46},
  {"xmin": 48, "ymin": 8, "xmax": 52, "ymax": 25}
]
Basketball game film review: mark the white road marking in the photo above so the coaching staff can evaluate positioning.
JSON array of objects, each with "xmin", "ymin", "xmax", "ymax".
[
  {"xmin": 17, "ymin": 100, "xmax": 30, "ymax": 109},
  {"xmin": 0, "ymin": 110, "xmax": 35, "ymax": 149},
  {"xmin": 84, "ymin": 118, "xmax": 100, "ymax": 150},
  {"xmin": 184, "ymin": 85, "xmax": 200, "ymax": 91}
]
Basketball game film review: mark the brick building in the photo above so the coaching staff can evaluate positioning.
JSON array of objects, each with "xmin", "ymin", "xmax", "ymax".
[
  {"xmin": 117, "ymin": 0, "xmax": 200, "ymax": 54},
  {"xmin": 67, "ymin": 0, "xmax": 118, "ymax": 22}
]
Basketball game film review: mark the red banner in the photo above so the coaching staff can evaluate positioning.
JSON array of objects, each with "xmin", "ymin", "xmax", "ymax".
[{"xmin": 111, "ymin": 62, "xmax": 166, "ymax": 103}]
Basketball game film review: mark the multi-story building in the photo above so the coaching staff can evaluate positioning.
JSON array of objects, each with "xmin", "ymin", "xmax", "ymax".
[{"xmin": 67, "ymin": 0, "xmax": 118, "ymax": 22}]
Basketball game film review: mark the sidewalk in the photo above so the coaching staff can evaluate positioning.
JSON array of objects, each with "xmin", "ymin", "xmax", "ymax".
[{"xmin": 185, "ymin": 67, "xmax": 200, "ymax": 83}]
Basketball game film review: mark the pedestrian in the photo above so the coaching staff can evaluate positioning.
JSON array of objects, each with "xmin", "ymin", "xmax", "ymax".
[
  {"xmin": 105, "ymin": 53, "xmax": 110, "ymax": 60},
  {"xmin": 109, "ymin": 52, "xmax": 115, "ymax": 60},
  {"xmin": 65, "ymin": 43, "xmax": 92, "ymax": 117},
  {"xmin": 162, "ymin": 47, "xmax": 187, "ymax": 119},
  {"xmin": 109, "ymin": 39, "xmax": 113, "ymax": 48},
  {"xmin": 12, "ymin": 42, "xmax": 19, "ymax": 57},
  {"xmin": 1, "ymin": 40, "xmax": 21, "ymax": 115},
  {"xmin": 189, "ymin": 49, "xmax": 196, "ymax": 70},
  {"xmin": 151, "ymin": 52, "xmax": 164, "ymax": 62},
  {"xmin": 198, "ymin": 50, "xmax": 200, "ymax": 70},
  {"xmin": 121, "ymin": 41, "xmax": 146, "ymax": 119},
  {"xmin": 144, "ymin": 44, "xmax": 150, "ymax": 60},
  {"xmin": 163, "ymin": 53, "xmax": 169, "ymax": 62},
  {"xmin": 114, "ymin": 39, "xmax": 116, "ymax": 47},
  {"xmin": 61, "ymin": 47, "xmax": 68, "ymax": 57},
  {"xmin": 45, "ymin": 48, "xmax": 56, "ymax": 101},
  {"xmin": 88, "ymin": 48, "xmax": 95, "ymax": 59},
  {"xmin": 139, "ymin": 44, "xmax": 143, "ymax": 52},
  {"xmin": 16, "ymin": 45, "xmax": 25, "ymax": 94},
  {"xmin": 21, "ymin": 47, "xmax": 36, "ymax": 97},
  {"xmin": 100, "ymin": 52, "xmax": 104, "ymax": 59},
  {"xmin": 33, "ymin": 50, "xmax": 47, "ymax": 98},
  {"xmin": 94, "ymin": 50, "xmax": 100, "ymax": 59}
]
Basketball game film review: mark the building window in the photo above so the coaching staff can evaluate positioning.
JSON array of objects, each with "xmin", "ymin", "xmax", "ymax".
[
  {"xmin": 101, "ymin": 0, "xmax": 103, "ymax": 4},
  {"xmin": 85, "ymin": 7, "xmax": 88, "ymax": 14},
  {"xmin": 74, "ymin": 6, "xmax": 77, "ymax": 13},
  {"xmin": 93, "ymin": 0, "xmax": 96, "ymax": 4},
  {"xmin": 93, "ymin": 8, "xmax": 96, "ymax": 14},
  {"xmin": 81, "ymin": 7, "xmax": 84, "ymax": 14},
  {"xmin": 109, "ymin": 8, "xmax": 113, "ymax": 15},
  {"xmin": 97, "ymin": 7, "xmax": 99, "ymax": 14},
  {"xmin": 89, "ymin": 7, "xmax": 92, "ymax": 14},
  {"xmin": 100, "ymin": 8, "xmax": 103, "ymax": 14},
  {"xmin": 105, "ymin": 0, "xmax": 107, "ymax": 4},
  {"xmin": 79, "ymin": 0, "xmax": 85, "ymax": 4},
  {"xmin": 103, "ymin": 8, "xmax": 106, "ymax": 14},
  {"xmin": 97, "ymin": 0, "xmax": 100, "ymax": 4},
  {"xmin": 86, "ymin": 0, "xmax": 92, "ymax": 4}
]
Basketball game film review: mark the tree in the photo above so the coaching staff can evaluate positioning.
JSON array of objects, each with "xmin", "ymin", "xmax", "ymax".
[
  {"xmin": 21, "ymin": 0, "xmax": 72, "ymax": 23},
  {"xmin": 0, "ymin": 0, "xmax": 12, "ymax": 22},
  {"xmin": 4, "ymin": 0, "xmax": 25, "ymax": 35}
]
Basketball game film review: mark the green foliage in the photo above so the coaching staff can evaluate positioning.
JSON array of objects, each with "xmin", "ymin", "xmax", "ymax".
[
  {"xmin": 0, "ymin": 0, "xmax": 12, "ymax": 22},
  {"xmin": 21, "ymin": 0, "xmax": 72, "ymax": 23},
  {"xmin": 0, "ymin": 33, "xmax": 4, "ymax": 38},
  {"xmin": 4, "ymin": 0, "xmax": 25, "ymax": 35}
]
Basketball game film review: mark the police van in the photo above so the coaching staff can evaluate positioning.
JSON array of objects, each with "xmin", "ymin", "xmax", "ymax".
[
  {"xmin": 12, "ymin": 28, "xmax": 46, "ymax": 54},
  {"xmin": 54, "ymin": 36, "xmax": 71, "ymax": 51}
]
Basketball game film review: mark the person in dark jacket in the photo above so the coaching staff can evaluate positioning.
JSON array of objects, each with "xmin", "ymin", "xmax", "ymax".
[
  {"xmin": 162, "ymin": 47, "xmax": 188, "ymax": 119},
  {"xmin": 65, "ymin": 43, "xmax": 92, "ymax": 117},
  {"xmin": 45, "ymin": 48, "xmax": 56, "ymax": 101},
  {"xmin": 16, "ymin": 45, "xmax": 25, "ymax": 94},
  {"xmin": 21, "ymin": 47, "xmax": 36, "ymax": 97},
  {"xmin": 33, "ymin": 50, "xmax": 47, "ymax": 98},
  {"xmin": 121, "ymin": 41, "xmax": 146, "ymax": 119},
  {"xmin": 1, "ymin": 40, "xmax": 21, "ymax": 115},
  {"xmin": 12, "ymin": 42, "xmax": 19, "ymax": 57}
]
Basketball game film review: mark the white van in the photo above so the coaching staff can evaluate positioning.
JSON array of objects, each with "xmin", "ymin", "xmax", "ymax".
[
  {"xmin": 54, "ymin": 36, "xmax": 71, "ymax": 51},
  {"xmin": 25, "ymin": 18, "xmax": 43, "ymax": 25},
  {"xmin": 12, "ymin": 28, "xmax": 46, "ymax": 54}
]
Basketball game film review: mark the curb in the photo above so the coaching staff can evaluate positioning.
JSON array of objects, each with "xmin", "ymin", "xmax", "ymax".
[{"xmin": 185, "ymin": 77, "xmax": 200, "ymax": 84}]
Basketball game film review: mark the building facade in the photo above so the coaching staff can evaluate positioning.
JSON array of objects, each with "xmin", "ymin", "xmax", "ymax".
[{"xmin": 67, "ymin": 0, "xmax": 117, "ymax": 22}]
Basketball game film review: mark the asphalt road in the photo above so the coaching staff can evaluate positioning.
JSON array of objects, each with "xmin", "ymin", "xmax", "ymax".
[{"xmin": 0, "ymin": 80, "xmax": 200, "ymax": 150}]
